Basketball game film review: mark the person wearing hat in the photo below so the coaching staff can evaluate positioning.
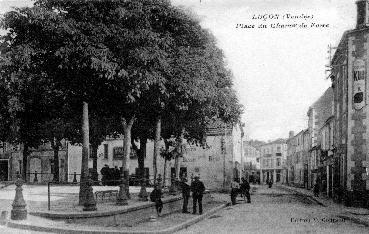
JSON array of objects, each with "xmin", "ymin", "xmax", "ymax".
[
  {"xmin": 190, "ymin": 175, "xmax": 205, "ymax": 214},
  {"xmin": 180, "ymin": 176, "xmax": 191, "ymax": 213}
]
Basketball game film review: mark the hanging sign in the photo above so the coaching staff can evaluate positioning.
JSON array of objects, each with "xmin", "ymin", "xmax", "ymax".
[{"xmin": 353, "ymin": 59, "xmax": 366, "ymax": 110}]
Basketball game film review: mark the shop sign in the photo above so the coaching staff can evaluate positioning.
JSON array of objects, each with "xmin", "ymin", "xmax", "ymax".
[{"xmin": 353, "ymin": 59, "xmax": 366, "ymax": 110}]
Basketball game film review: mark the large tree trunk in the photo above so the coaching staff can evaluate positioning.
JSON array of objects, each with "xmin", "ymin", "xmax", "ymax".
[
  {"xmin": 153, "ymin": 116, "xmax": 161, "ymax": 184},
  {"xmin": 79, "ymin": 101, "xmax": 90, "ymax": 205},
  {"xmin": 51, "ymin": 138, "xmax": 60, "ymax": 182},
  {"xmin": 121, "ymin": 117, "xmax": 135, "ymax": 197},
  {"xmin": 136, "ymin": 137, "xmax": 148, "ymax": 201},
  {"xmin": 174, "ymin": 156, "xmax": 180, "ymax": 180},
  {"xmin": 137, "ymin": 137, "xmax": 147, "ymax": 182},
  {"xmin": 163, "ymin": 158, "xmax": 167, "ymax": 187},
  {"xmin": 91, "ymin": 144, "xmax": 98, "ymax": 183},
  {"xmin": 174, "ymin": 130, "xmax": 185, "ymax": 180},
  {"xmin": 22, "ymin": 144, "xmax": 29, "ymax": 182}
]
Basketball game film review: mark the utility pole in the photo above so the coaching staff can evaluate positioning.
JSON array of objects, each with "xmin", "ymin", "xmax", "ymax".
[{"xmin": 325, "ymin": 44, "xmax": 337, "ymax": 79}]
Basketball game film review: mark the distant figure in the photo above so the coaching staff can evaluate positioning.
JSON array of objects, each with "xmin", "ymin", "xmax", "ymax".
[
  {"xmin": 240, "ymin": 178, "xmax": 251, "ymax": 203},
  {"xmin": 268, "ymin": 179, "xmax": 273, "ymax": 188},
  {"xmin": 313, "ymin": 180, "xmax": 320, "ymax": 197},
  {"xmin": 113, "ymin": 166, "xmax": 120, "ymax": 186},
  {"xmin": 150, "ymin": 184, "xmax": 163, "ymax": 216},
  {"xmin": 100, "ymin": 165, "xmax": 109, "ymax": 186},
  {"xmin": 230, "ymin": 179, "xmax": 240, "ymax": 205},
  {"xmin": 180, "ymin": 177, "xmax": 191, "ymax": 213},
  {"xmin": 191, "ymin": 175, "xmax": 205, "ymax": 214}
]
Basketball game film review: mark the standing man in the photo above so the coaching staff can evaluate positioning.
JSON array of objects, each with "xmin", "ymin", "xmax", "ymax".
[
  {"xmin": 150, "ymin": 184, "xmax": 163, "ymax": 217},
  {"xmin": 100, "ymin": 164, "xmax": 109, "ymax": 186},
  {"xmin": 180, "ymin": 177, "xmax": 191, "ymax": 213},
  {"xmin": 240, "ymin": 177, "xmax": 251, "ymax": 203},
  {"xmin": 230, "ymin": 179, "xmax": 240, "ymax": 205},
  {"xmin": 191, "ymin": 175, "xmax": 205, "ymax": 215}
]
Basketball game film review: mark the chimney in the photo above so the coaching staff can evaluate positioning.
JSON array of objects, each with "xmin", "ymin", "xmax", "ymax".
[
  {"xmin": 289, "ymin": 131, "xmax": 295, "ymax": 139},
  {"xmin": 356, "ymin": 0, "xmax": 368, "ymax": 29}
]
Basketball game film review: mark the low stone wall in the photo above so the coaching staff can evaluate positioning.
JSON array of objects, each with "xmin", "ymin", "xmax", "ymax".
[
  {"xmin": 67, "ymin": 193, "xmax": 211, "ymax": 227},
  {"xmin": 32, "ymin": 193, "xmax": 212, "ymax": 227}
]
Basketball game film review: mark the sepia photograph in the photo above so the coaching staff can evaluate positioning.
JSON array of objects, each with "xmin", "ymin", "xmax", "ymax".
[{"xmin": 0, "ymin": 0, "xmax": 368, "ymax": 233}]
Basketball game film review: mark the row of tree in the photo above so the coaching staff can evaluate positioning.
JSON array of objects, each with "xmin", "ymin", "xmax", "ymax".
[{"xmin": 0, "ymin": 0, "xmax": 242, "ymax": 204}]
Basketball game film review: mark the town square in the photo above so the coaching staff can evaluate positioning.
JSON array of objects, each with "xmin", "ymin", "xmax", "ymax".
[{"xmin": 1, "ymin": 0, "xmax": 369, "ymax": 233}]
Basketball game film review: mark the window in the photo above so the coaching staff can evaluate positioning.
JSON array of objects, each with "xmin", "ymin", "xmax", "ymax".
[
  {"xmin": 113, "ymin": 147, "xmax": 124, "ymax": 159},
  {"xmin": 277, "ymin": 146, "xmax": 281, "ymax": 152},
  {"xmin": 277, "ymin": 158, "xmax": 281, "ymax": 166},
  {"xmin": 104, "ymin": 144, "xmax": 108, "ymax": 159}
]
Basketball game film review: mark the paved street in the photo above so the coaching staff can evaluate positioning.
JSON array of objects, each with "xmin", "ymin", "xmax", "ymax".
[
  {"xmin": 0, "ymin": 185, "xmax": 368, "ymax": 233},
  {"xmin": 177, "ymin": 186, "xmax": 369, "ymax": 234}
]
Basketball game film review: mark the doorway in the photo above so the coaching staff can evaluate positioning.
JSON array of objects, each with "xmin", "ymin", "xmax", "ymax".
[{"xmin": 0, "ymin": 160, "xmax": 9, "ymax": 181}]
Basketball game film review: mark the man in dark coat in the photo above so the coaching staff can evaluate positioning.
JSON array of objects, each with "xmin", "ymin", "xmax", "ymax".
[
  {"xmin": 150, "ymin": 184, "xmax": 163, "ymax": 216},
  {"xmin": 230, "ymin": 179, "xmax": 240, "ymax": 205},
  {"xmin": 100, "ymin": 165, "xmax": 109, "ymax": 186},
  {"xmin": 240, "ymin": 177, "xmax": 251, "ymax": 203},
  {"xmin": 191, "ymin": 175, "xmax": 205, "ymax": 214},
  {"xmin": 113, "ymin": 166, "xmax": 120, "ymax": 186},
  {"xmin": 180, "ymin": 177, "xmax": 191, "ymax": 213}
]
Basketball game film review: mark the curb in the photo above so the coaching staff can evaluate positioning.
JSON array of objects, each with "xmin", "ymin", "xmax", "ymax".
[
  {"xmin": 280, "ymin": 186, "xmax": 369, "ymax": 227},
  {"xmin": 159, "ymin": 203, "xmax": 230, "ymax": 234},
  {"xmin": 337, "ymin": 215, "xmax": 369, "ymax": 227},
  {"xmin": 30, "ymin": 196, "xmax": 183, "ymax": 219},
  {"xmin": 6, "ymin": 203, "xmax": 229, "ymax": 234},
  {"xmin": 278, "ymin": 185, "xmax": 326, "ymax": 207}
]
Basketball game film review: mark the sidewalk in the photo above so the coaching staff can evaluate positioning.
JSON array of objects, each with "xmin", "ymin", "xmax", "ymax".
[
  {"xmin": 1, "ymin": 192, "xmax": 229, "ymax": 234},
  {"xmin": 279, "ymin": 185, "xmax": 369, "ymax": 227}
]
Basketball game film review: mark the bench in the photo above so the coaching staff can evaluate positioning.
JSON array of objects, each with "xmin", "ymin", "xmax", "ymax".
[{"xmin": 95, "ymin": 190, "xmax": 118, "ymax": 201}]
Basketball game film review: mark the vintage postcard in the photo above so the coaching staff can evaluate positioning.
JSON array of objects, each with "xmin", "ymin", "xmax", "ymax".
[{"xmin": 0, "ymin": 0, "xmax": 368, "ymax": 233}]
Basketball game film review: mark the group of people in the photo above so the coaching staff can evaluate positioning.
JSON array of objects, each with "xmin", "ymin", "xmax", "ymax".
[
  {"xmin": 149, "ymin": 175, "xmax": 206, "ymax": 216},
  {"xmin": 100, "ymin": 164, "xmax": 121, "ymax": 186},
  {"xmin": 230, "ymin": 177, "xmax": 251, "ymax": 205}
]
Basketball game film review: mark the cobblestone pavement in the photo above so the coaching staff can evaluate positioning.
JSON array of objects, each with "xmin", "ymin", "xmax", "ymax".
[{"xmin": 177, "ymin": 185, "xmax": 369, "ymax": 234}]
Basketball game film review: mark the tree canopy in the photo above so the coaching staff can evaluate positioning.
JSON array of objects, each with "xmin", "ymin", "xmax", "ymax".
[{"xmin": 0, "ymin": 0, "xmax": 243, "ymax": 186}]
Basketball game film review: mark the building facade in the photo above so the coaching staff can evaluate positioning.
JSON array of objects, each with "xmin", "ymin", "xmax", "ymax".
[
  {"xmin": 0, "ymin": 122, "xmax": 245, "ymax": 191},
  {"xmin": 329, "ymin": 0, "xmax": 369, "ymax": 206},
  {"xmin": 259, "ymin": 139, "xmax": 287, "ymax": 184},
  {"xmin": 286, "ymin": 130, "xmax": 310, "ymax": 188},
  {"xmin": 243, "ymin": 142, "xmax": 261, "ymax": 183}
]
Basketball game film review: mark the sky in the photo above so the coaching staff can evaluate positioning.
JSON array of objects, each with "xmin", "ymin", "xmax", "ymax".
[
  {"xmin": 170, "ymin": 0, "xmax": 356, "ymax": 141},
  {"xmin": 0, "ymin": 0, "xmax": 357, "ymax": 141}
]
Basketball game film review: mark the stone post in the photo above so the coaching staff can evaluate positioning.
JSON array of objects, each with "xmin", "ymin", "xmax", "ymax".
[
  {"xmin": 82, "ymin": 178, "xmax": 97, "ymax": 211},
  {"xmin": 138, "ymin": 178, "xmax": 148, "ymax": 202},
  {"xmin": 11, "ymin": 179, "xmax": 27, "ymax": 220}
]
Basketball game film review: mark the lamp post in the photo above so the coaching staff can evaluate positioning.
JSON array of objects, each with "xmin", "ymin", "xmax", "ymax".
[{"xmin": 11, "ymin": 178, "xmax": 27, "ymax": 220}]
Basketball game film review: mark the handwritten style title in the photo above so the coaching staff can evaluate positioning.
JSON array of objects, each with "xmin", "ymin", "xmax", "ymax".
[{"xmin": 235, "ymin": 13, "xmax": 329, "ymax": 29}]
